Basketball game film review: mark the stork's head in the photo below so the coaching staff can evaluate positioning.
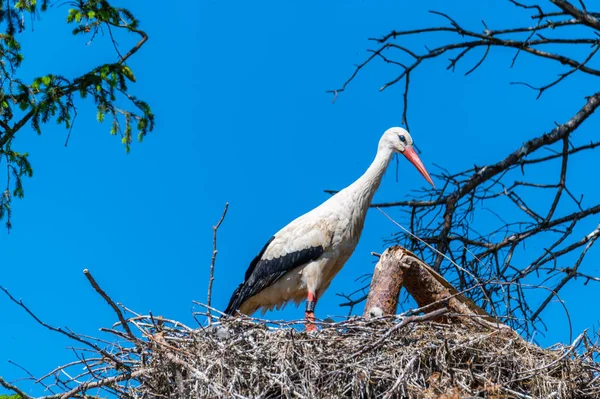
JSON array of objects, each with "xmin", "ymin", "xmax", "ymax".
[{"xmin": 380, "ymin": 127, "xmax": 435, "ymax": 187}]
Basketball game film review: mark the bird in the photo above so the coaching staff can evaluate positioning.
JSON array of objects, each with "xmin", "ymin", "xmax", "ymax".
[{"xmin": 224, "ymin": 127, "xmax": 434, "ymax": 330}]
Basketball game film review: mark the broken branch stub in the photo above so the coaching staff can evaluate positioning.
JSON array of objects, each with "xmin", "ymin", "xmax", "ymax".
[
  {"xmin": 363, "ymin": 248, "xmax": 406, "ymax": 317},
  {"xmin": 364, "ymin": 246, "xmax": 505, "ymax": 329}
]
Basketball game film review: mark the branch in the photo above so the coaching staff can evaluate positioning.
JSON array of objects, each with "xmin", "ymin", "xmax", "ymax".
[
  {"xmin": 433, "ymin": 90, "xmax": 600, "ymax": 267},
  {"xmin": 0, "ymin": 285, "xmax": 130, "ymax": 371},
  {"xmin": 351, "ymin": 307, "xmax": 449, "ymax": 358},
  {"xmin": 83, "ymin": 268, "xmax": 137, "ymax": 342},
  {"xmin": 52, "ymin": 368, "xmax": 152, "ymax": 399},
  {"xmin": 0, "ymin": 375, "xmax": 33, "ymax": 399},
  {"xmin": 550, "ymin": 0, "xmax": 600, "ymax": 30},
  {"xmin": 207, "ymin": 202, "xmax": 229, "ymax": 325},
  {"xmin": 531, "ymin": 225, "xmax": 600, "ymax": 320}
]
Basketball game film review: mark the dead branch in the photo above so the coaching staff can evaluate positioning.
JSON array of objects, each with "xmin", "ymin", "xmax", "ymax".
[
  {"xmin": 352, "ymin": 307, "xmax": 450, "ymax": 359},
  {"xmin": 363, "ymin": 247, "xmax": 405, "ymax": 316},
  {"xmin": 0, "ymin": 375, "xmax": 32, "ymax": 399},
  {"xmin": 207, "ymin": 202, "xmax": 229, "ymax": 325},
  {"xmin": 83, "ymin": 268, "xmax": 136, "ymax": 342},
  {"xmin": 0, "ymin": 285, "xmax": 130, "ymax": 372},
  {"xmin": 363, "ymin": 246, "xmax": 508, "ymax": 332},
  {"xmin": 0, "ymin": 267, "xmax": 598, "ymax": 398},
  {"xmin": 331, "ymin": 0, "xmax": 600, "ymax": 336}
]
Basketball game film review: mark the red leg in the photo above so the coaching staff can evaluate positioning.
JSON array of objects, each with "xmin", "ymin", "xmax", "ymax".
[{"xmin": 305, "ymin": 291, "xmax": 318, "ymax": 332}]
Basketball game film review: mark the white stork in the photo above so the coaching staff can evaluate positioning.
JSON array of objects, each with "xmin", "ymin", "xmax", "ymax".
[{"xmin": 224, "ymin": 127, "xmax": 434, "ymax": 330}]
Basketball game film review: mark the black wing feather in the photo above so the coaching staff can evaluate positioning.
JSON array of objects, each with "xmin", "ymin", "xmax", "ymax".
[
  {"xmin": 244, "ymin": 236, "xmax": 275, "ymax": 281},
  {"xmin": 224, "ymin": 237, "xmax": 324, "ymax": 315}
]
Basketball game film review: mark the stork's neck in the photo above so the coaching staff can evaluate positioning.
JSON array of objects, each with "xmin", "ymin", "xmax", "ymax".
[{"xmin": 346, "ymin": 144, "xmax": 394, "ymax": 208}]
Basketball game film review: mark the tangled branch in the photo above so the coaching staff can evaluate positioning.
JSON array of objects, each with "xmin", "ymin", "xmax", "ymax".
[
  {"xmin": 1, "ymin": 274, "xmax": 599, "ymax": 398},
  {"xmin": 331, "ymin": 0, "xmax": 600, "ymax": 336}
]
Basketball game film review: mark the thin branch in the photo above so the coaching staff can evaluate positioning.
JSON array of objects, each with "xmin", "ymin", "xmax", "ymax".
[
  {"xmin": 0, "ymin": 375, "xmax": 33, "ymax": 399},
  {"xmin": 207, "ymin": 202, "xmax": 229, "ymax": 325},
  {"xmin": 352, "ymin": 307, "xmax": 449, "ymax": 358},
  {"xmin": 531, "ymin": 227, "xmax": 600, "ymax": 320},
  {"xmin": 83, "ymin": 268, "xmax": 137, "ymax": 342},
  {"xmin": 0, "ymin": 285, "xmax": 130, "ymax": 371}
]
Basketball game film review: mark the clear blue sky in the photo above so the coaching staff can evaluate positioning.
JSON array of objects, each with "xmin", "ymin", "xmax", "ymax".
[{"xmin": 2, "ymin": 0, "xmax": 599, "ymax": 394}]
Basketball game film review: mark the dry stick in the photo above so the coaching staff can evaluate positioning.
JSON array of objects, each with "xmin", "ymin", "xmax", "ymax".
[
  {"xmin": 0, "ymin": 286, "xmax": 130, "ymax": 372},
  {"xmin": 531, "ymin": 232, "xmax": 599, "ymax": 320},
  {"xmin": 352, "ymin": 307, "xmax": 449, "ymax": 358},
  {"xmin": 193, "ymin": 301, "xmax": 228, "ymax": 315},
  {"xmin": 8, "ymin": 359, "xmax": 55, "ymax": 394},
  {"xmin": 519, "ymin": 332, "xmax": 585, "ymax": 376},
  {"xmin": 0, "ymin": 375, "xmax": 33, "ymax": 399},
  {"xmin": 50, "ymin": 368, "xmax": 153, "ymax": 399},
  {"xmin": 83, "ymin": 269, "xmax": 137, "ymax": 342},
  {"xmin": 382, "ymin": 355, "xmax": 417, "ymax": 398},
  {"xmin": 36, "ymin": 359, "xmax": 100, "ymax": 385},
  {"xmin": 163, "ymin": 351, "xmax": 226, "ymax": 396},
  {"xmin": 545, "ymin": 136, "xmax": 570, "ymax": 222},
  {"xmin": 207, "ymin": 202, "xmax": 229, "ymax": 325}
]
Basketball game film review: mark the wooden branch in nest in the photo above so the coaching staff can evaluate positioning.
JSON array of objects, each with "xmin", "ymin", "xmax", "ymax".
[
  {"xmin": 363, "ymin": 248, "xmax": 405, "ymax": 316},
  {"xmin": 364, "ymin": 245, "xmax": 507, "ymax": 330}
]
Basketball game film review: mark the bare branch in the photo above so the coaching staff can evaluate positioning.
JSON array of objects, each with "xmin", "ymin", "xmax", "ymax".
[
  {"xmin": 0, "ymin": 285, "xmax": 130, "ymax": 371},
  {"xmin": 83, "ymin": 269, "xmax": 137, "ymax": 342},
  {"xmin": 550, "ymin": 0, "xmax": 600, "ymax": 30},
  {"xmin": 0, "ymin": 375, "xmax": 33, "ymax": 399},
  {"xmin": 207, "ymin": 202, "xmax": 229, "ymax": 325},
  {"xmin": 332, "ymin": 1, "xmax": 600, "ymax": 333}
]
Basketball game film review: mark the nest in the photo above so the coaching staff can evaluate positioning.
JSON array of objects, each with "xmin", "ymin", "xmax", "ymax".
[
  {"xmin": 2, "ymin": 262, "xmax": 599, "ymax": 399},
  {"xmin": 3, "ymin": 308, "xmax": 599, "ymax": 399},
  {"xmin": 149, "ymin": 316, "xmax": 599, "ymax": 398}
]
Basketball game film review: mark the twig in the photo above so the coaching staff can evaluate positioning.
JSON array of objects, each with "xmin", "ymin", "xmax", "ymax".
[
  {"xmin": 207, "ymin": 202, "xmax": 229, "ymax": 325},
  {"xmin": 0, "ymin": 285, "xmax": 130, "ymax": 371},
  {"xmin": 518, "ymin": 332, "xmax": 585, "ymax": 376},
  {"xmin": 0, "ymin": 375, "xmax": 33, "ymax": 399},
  {"xmin": 352, "ymin": 307, "xmax": 449, "ymax": 358},
  {"xmin": 382, "ymin": 355, "xmax": 417, "ymax": 398},
  {"xmin": 56, "ymin": 368, "xmax": 152, "ymax": 399},
  {"xmin": 83, "ymin": 268, "xmax": 137, "ymax": 342}
]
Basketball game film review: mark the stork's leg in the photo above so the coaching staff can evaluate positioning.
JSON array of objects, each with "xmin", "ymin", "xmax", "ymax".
[{"xmin": 305, "ymin": 291, "xmax": 318, "ymax": 332}]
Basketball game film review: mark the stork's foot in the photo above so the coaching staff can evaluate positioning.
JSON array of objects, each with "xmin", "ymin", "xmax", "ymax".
[
  {"xmin": 305, "ymin": 310, "xmax": 317, "ymax": 332},
  {"xmin": 305, "ymin": 295, "xmax": 318, "ymax": 332}
]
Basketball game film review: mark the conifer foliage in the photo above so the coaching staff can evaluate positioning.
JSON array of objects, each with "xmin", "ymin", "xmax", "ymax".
[{"xmin": 0, "ymin": 0, "xmax": 152, "ymax": 231}]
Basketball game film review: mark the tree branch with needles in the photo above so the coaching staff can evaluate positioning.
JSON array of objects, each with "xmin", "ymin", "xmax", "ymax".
[{"xmin": 0, "ymin": 1, "xmax": 153, "ymax": 231}]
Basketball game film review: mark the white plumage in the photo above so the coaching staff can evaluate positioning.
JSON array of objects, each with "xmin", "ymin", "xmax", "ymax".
[{"xmin": 225, "ymin": 127, "xmax": 434, "ymax": 329}]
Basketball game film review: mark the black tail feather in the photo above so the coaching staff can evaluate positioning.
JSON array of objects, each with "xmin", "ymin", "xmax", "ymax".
[{"xmin": 224, "ymin": 283, "xmax": 245, "ymax": 316}]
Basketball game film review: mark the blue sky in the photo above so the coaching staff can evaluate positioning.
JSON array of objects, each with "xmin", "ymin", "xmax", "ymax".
[{"xmin": 2, "ymin": 0, "xmax": 600, "ymax": 394}]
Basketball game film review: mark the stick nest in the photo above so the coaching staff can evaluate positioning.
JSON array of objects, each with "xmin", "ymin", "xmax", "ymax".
[{"xmin": 6, "ymin": 311, "xmax": 599, "ymax": 399}]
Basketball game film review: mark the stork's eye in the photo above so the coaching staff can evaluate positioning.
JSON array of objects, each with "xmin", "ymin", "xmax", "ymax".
[{"xmin": 399, "ymin": 135, "xmax": 407, "ymax": 144}]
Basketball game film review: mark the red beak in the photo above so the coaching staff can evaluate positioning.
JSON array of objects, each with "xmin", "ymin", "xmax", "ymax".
[{"xmin": 403, "ymin": 147, "xmax": 435, "ymax": 187}]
